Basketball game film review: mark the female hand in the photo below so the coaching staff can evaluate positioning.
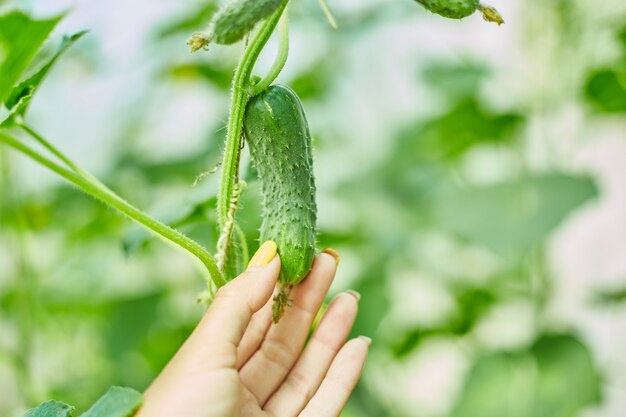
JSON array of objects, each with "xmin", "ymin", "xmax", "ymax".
[{"xmin": 136, "ymin": 241, "xmax": 369, "ymax": 417}]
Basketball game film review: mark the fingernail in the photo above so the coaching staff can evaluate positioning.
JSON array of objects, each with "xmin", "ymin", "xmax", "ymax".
[
  {"xmin": 248, "ymin": 241, "xmax": 277, "ymax": 268},
  {"xmin": 346, "ymin": 290, "xmax": 361, "ymax": 302},
  {"xmin": 358, "ymin": 336, "xmax": 372, "ymax": 346},
  {"xmin": 323, "ymin": 248, "xmax": 340, "ymax": 265}
]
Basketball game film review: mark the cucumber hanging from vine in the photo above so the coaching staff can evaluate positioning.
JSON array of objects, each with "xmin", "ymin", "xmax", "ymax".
[
  {"xmin": 243, "ymin": 84, "xmax": 318, "ymax": 322},
  {"xmin": 183, "ymin": 0, "xmax": 505, "ymax": 304},
  {"xmin": 414, "ymin": 0, "xmax": 504, "ymax": 24}
]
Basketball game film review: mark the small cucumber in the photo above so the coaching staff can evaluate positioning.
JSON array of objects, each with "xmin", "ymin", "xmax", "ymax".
[
  {"xmin": 413, "ymin": 0, "xmax": 504, "ymax": 24},
  {"xmin": 415, "ymin": 0, "xmax": 479, "ymax": 19},
  {"xmin": 243, "ymin": 84, "xmax": 317, "ymax": 322}
]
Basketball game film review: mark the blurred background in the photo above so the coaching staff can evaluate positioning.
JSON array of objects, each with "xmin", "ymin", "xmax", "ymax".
[{"xmin": 1, "ymin": 0, "xmax": 626, "ymax": 415}]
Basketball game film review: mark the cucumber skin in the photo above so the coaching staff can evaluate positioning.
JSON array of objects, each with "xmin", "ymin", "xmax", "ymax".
[
  {"xmin": 243, "ymin": 85, "xmax": 317, "ymax": 286},
  {"xmin": 212, "ymin": 0, "xmax": 283, "ymax": 45},
  {"xmin": 414, "ymin": 0, "xmax": 478, "ymax": 19}
]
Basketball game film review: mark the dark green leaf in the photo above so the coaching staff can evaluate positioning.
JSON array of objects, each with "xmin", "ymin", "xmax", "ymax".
[
  {"xmin": 531, "ymin": 334, "xmax": 602, "ymax": 417},
  {"xmin": 433, "ymin": 173, "xmax": 598, "ymax": 257},
  {"xmin": 80, "ymin": 386, "xmax": 142, "ymax": 417},
  {"xmin": 584, "ymin": 68, "xmax": 626, "ymax": 113},
  {"xmin": 0, "ymin": 11, "xmax": 62, "ymax": 104},
  {"xmin": 405, "ymin": 99, "xmax": 523, "ymax": 160},
  {"xmin": 23, "ymin": 401, "xmax": 74, "ymax": 417}
]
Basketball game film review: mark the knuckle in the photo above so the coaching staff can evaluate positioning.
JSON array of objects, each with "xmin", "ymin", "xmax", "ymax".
[
  {"xmin": 261, "ymin": 338, "xmax": 295, "ymax": 369},
  {"xmin": 284, "ymin": 369, "xmax": 314, "ymax": 400}
]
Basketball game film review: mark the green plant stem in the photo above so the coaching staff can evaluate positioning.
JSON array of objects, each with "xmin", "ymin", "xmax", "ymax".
[
  {"xmin": 0, "ymin": 133, "xmax": 226, "ymax": 288},
  {"xmin": 250, "ymin": 10, "xmax": 290, "ymax": 96},
  {"xmin": 318, "ymin": 0, "xmax": 338, "ymax": 29},
  {"xmin": 217, "ymin": 0, "xmax": 288, "ymax": 271}
]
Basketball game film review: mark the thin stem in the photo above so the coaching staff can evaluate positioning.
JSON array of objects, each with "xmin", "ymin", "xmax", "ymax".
[
  {"xmin": 0, "ymin": 133, "xmax": 226, "ymax": 288},
  {"xmin": 319, "ymin": 0, "xmax": 338, "ymax": 29},
  {"xmin": 217, "ymin": 0, "xmax": 288, "ymax": 271},
  {"xmin": 250, "ymin": 10, "xmax": 290, "ymax": 96}
]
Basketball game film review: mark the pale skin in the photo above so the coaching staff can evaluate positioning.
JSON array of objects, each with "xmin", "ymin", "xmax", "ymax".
[{"xmin": 136, "ymin": 242, "xmax": 370, "ymax": 417}]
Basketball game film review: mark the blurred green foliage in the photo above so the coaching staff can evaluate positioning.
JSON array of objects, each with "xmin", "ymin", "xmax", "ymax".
[{"xmin": 2, "ymin": 0, "xmax": 625, "ymax": 416}]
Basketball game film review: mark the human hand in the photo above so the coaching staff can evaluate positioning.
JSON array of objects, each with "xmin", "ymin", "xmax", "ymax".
[{"xmin": 136, "ymin": 241, "xmax": 369, "ymax": 417}]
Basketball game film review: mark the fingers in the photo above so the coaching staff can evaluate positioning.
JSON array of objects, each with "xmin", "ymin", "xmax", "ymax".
[
  {"xmin": 264, "ymin": 291, "xmax": 360, "ymax": 416},
  {"xmin": 188, "ymin": 241, "xmax": 280, "ymax": 365},
  {"xmin": 235, "ymin": 288, "xmax": 275, "ymax": 368},
  {"xmin": 138, "ymin": 242, "xmax": 280, "ymax": 417},
  {"xmin": 240, "ymin": 252, "xmax": 338, "ymax": 405},
  {"xmin": 298, "ymin": 337, "xmax": 370, "ymax": 417}
]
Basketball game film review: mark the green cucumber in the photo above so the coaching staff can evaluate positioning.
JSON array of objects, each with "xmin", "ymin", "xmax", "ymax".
[
  {"xmin": 413, "ymin": 0, "xmax": 504, "ymax": 24},
  {"xmin": 243, "ymin": 84, "xmax": 317, "ymax": 322},
  {"xmin": 414, "ymin": 0, "xmax": 479, "ymax": 19}
]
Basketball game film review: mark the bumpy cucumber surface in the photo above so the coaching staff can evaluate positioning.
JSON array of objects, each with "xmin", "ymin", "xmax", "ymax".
[
  {"xmin": 212, "ymin": 0, "xmax": 283, "ymax": 45},
  {"xmin": 243, "ymin": 84, "xmax": 317, "ymax": 289},
  {"xmin": 414, "ymin": 0, "xmax": 479, "ymax": 19}
]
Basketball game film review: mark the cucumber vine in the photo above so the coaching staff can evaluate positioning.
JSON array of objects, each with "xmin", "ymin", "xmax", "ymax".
[
  {"xmin": 214, "ymin": 1, "xmax": 290, "ymax": 279},
  {"xmin": 0, "ymin": 0, "xmax": 504, "ymax": 300}
]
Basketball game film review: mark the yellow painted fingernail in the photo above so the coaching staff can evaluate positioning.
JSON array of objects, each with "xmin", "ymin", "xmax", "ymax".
[
  {"xmin": 248, "ymin": 240, "xmax": 277, "ymax": 268},
  {"xmin": 323, "ymin": 248, "xmax": 340, "ymax": 265}
]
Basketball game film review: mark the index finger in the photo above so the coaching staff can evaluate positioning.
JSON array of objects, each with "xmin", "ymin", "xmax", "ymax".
[{"xmin": 194, "ymin": 241, "xmax": 281, "ymax": 350}]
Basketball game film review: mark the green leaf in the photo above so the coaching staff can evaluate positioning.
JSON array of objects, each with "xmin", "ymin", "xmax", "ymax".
[
  {"xmin": 395, "ymin": 99, "xmax": 523, "ymax": 162},
  {"xmin": 2, "ymin": 30, "xmax": 87, "ymax": 127},
  {"xmin": 433, "ymin": 173, "xmax": 597, "ymax": 257},
  {"xmin": 23, "ymin": 401, "xmax": 75, "ymax": 417},
  {"xmin": 584, "ymin": 68, "xmax": 626, "ymax": 113},
  {"xmin": 0, "ymin": 11, "xmax": 62, "ymax": 104},
  {"xmin": 451, "ymin": 334, "xmax": 601, "ymax": 417},
  {"xmin": 210, "ymin": 0, "xmax": 283, "ymax": 45},
  {"xmin": 531, "ymin": 335, "xmax": 602, "ymax": 417},
  {"xmin": 80, "ymin": 386, "xmax": 142, "ymax": 417},
  {"xmin": 451, "ymin": 352, "xmax": 534, "ymax": 417}
]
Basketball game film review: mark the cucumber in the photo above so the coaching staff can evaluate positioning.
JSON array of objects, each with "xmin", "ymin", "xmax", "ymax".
[
  {"xmin": 243, "ymin": 84, "xmax": 317, "ymax": 322},
  {"xmin": 414, "ymin": 0, "xmax": 504, "ymax": 24},
  {"xmin": 414, "ymin": 0, "xmax": 479, "ymax": 19}
]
